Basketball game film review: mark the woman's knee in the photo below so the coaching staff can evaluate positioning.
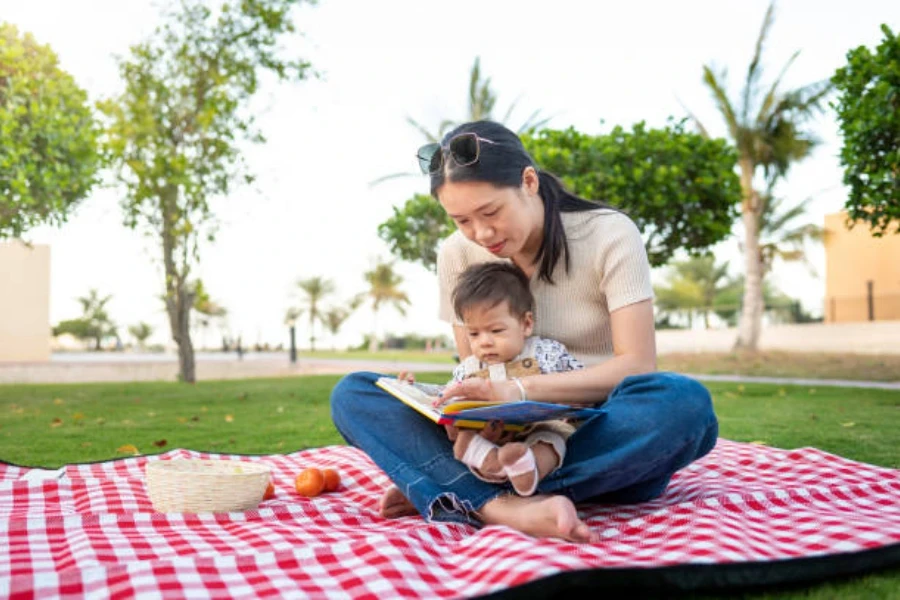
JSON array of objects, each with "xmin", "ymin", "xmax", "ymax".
[{"xmin": 329, "ymin": 371, "xmax": 379, "ymax": 423}]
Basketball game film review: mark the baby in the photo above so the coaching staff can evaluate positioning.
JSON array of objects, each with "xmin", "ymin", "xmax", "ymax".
[{"xmin": 401, "ymin": 262, "xmax": 583, "ymax": 496}]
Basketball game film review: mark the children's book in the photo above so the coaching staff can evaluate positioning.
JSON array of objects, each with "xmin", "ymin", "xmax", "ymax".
[{"xmin": 375, "ymin": 377, "xmax": 602, "ymax": 431}]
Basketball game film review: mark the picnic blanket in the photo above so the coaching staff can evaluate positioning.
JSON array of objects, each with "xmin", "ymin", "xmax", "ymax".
[{"xmin": 1, "ymin": 439, "xmax": 898, "ymax": 598}]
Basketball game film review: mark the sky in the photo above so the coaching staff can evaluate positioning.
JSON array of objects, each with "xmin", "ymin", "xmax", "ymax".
[{"xmin": 2, "ymin": 0, "xmax": 898, "ymax": 351}]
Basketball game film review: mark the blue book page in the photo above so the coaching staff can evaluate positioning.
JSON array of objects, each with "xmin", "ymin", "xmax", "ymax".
[{"xmin": 446, "ymin": 401, "xmax": 602, "ymax": 425}]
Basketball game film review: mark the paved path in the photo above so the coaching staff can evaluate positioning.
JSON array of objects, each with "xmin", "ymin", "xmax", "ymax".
[
  {"xmin": 684, "ymin": 373, "xmax": 900, "ymax": 391},
  {"xmin": 0, "ymin": 356, "xmax": 897, "ymax": 390}
]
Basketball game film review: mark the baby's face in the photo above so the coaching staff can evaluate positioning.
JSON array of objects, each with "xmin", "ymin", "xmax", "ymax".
[{"xmin": 461, "ymin": 301, "xmax": 533, "ymax": 365}]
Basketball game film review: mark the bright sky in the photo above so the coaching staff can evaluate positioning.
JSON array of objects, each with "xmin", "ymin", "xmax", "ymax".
[{"xmin": 3, "ymin": 0, "xmax": 897, "ymax": 350}]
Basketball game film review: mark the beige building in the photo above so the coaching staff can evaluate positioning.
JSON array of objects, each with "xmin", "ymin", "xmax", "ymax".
[
  {"xmin": 0, "ymin": 241, "xmax": 51, "ymax": 361},
  {"xmin": 823, "ymin": 212, "xmax": 900, "ymax": 323}
]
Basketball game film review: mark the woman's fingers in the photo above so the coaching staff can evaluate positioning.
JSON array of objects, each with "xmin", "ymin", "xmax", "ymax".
[
  {"xmin": 444, "ymin": 424, "xmax": 459, "ymax": 441},
  {"xmin": 396, "ymin": 371, "xmax": 415, "ymax": 383}
]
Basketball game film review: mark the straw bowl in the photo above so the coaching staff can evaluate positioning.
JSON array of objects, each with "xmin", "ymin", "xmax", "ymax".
[{"xmin": 146, "ymin": 459, "xmax": 272, "ymax": 513}]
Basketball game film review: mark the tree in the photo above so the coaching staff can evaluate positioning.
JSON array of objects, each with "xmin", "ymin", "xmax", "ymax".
[
  {"xmin": 654, "ymin": 255, "xmax": 735, "ymax": 329},
  {"xmin": 0, "ymin": 23, "xmax": 100, "ymax": 239},
  {"xmin": 294, "ymin": 276, "xmax": 335, "ymax": 351},
  {"xmin": 98, "ymin": 0, "xmax": 314, "ymax": 382},
  {"xmin": 688, "ymin": 2, "xmax": 831, "ymax": 350},
  {"xmin": 53, "ymin": 289, "xmax": 117, "ymax": 350},
  {"xmin": 831, "ymin": 24, "xmax": 900, "ymax": 235},
  {"xmin": 128, "ymin": 322, "xmax": 154, "ymax": 349},
  {"xmin": 377, "ymin": 194, "xmax": 455, "ymax": 272},
  {"xmin": 360, "ymin": 259, "xmax": 410, "ymax": 352},
  {"xmin": 191, "ymin": 279, "xmax": 227, "ymax": 348},
  {"xmin": 523, "ymin": 122, "xmax": 741, "ymax": 266},
  {"xmin": 757, "ymin": 189, "xmax": 822, "ymax": 276},
  {"xmin": 321, "ymin": 306, "xmax": 352, "ymax": 350},
  {"xmin": 377, "ymin": 57, "xmax": 548, "ymax": 269}
]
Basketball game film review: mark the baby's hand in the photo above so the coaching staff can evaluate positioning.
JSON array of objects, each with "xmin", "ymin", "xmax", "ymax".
[{"xmin": 396, "ymin": 371, "xmax": 415, "ymax": 384}]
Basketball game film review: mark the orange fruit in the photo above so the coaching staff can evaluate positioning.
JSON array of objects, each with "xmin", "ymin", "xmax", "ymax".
[
  {"xmin": 322, "ymin": 468, "xmax": 340, "ymax": 492},
  {"xmin": 294, "ymin": 468, "xmax": 325, "ymax": 497},
  {"xmin": 262, "ymin": 481, "xmax": 275, "ymax": 500}
]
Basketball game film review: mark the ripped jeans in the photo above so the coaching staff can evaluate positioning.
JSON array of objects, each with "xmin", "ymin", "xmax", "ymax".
[{"xmin": 329, "ymin": 371, "xmax": 718, "ymax": 527}]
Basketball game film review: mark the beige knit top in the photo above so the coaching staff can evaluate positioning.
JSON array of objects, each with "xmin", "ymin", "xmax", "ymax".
[{"xmin": 437, "ymin": 209, "xmax": 654, "ymax": 366}]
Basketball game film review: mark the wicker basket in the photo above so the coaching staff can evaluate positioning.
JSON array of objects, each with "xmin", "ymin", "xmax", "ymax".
[{"xmin": 146, "ymin": 459, "xmax": 271, "ymax": 513}]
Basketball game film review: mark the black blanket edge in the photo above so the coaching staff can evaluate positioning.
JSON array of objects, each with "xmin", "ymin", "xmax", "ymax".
[{"xmin": 480, "ymin": 542, "xmax": 900, "ymax": 598}]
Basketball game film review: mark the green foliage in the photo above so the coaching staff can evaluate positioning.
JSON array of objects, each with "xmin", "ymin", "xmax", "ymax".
[
  {"xmin": 832, "ymin": 24, "xmax": 900, "ymax": 235},
  {"xmin": 294, "ymin": 276, "xmax": 335, "ymax": 351},
  {"xmin": 0, "ymin": 23, "xmax": 100, "ymax": 238},
  {"xmin": 654, "ymin": 255, "xmax": 735, "ymax": 328},
  {"xmin": 127, "ymin": 322, "xmax": 154, "ymax": 346},
  {"xmin": 523, "ymin": 122, "xmax": 742, "ymax": 266},
  {"xmin": 377, "ymin": 194, "xmax": 455, "ymax": 272},
  {"xmin": 53, "ymin": 289, "xmax": 118, "ymax": 349},
  {"xmin": 97, "ymin": 0, "xmax": 313, "ymax": 381},
  {"xmin": 359, "ymin": 260, "xmax": 410, "ymax": 352}
]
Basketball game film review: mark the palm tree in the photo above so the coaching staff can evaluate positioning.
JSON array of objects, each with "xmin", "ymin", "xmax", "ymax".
[
  {"xmin": 191, "ymin": 280, "xmax": 227, "ymax": 349},
  {"xmin": 295, "ymin": 276, "xmax": 335, "ymax": 351},
  {"xmin": 758, "ymin": 189, "xmax": 823, "ymax": 277},
  {"xmin": 654, "ymin": 255, "xmax": 735, "ymax": 329},
  {"xmin": 128, "ymin": 322, "xmax": 154, "ymax": 350},
  {"xmin": 374, "ymin": 57, "xmax": 549, "ymax": 184},
  {"xmin": 321, "ymin": 306, "xmax": 352, "ymax": 351},
  {"xmin": 360, "ymin": 260, "xmax": 410, "ymax": 352},
  {"xmin": 76, "ymin": 289, "xmax": 117, "ymax": 350},
  {"xmin": 686, "ymin": 2, "xmax": 831, "ymax": 350}
]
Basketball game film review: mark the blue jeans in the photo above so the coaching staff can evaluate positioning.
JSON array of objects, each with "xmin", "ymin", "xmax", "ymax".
[{"xmin": 330, "ymin": 371, "xmax": 718, "ymax": 527}]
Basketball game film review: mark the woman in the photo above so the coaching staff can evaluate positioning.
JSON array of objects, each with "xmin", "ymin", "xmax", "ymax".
[{"xmin": 330, "ymin": 120, "xmax": 718, "ymax": 543}]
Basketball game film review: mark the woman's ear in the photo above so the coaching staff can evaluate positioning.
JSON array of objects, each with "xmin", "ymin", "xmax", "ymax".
[{"xmin": 521, "ymin": 166, "xmax": 540, "ymax": 196}]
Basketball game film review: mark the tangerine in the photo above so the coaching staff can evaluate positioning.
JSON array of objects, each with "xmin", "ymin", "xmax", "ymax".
[
  {"xmin": 294, "ymin": 468, "xmax": 325, "ymax": 497},
  {"xmin": 262, "ymin": 481, "xmax": 275, "ymax": 500},
  {"xmin": 322, "ymin": 468, "xmax": 340, "ymax": 492}
]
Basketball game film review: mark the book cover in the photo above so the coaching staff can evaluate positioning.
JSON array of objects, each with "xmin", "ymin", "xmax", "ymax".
[{"xmin": 375, "ymin": 377, "xmax": 601, "ymax": 430}]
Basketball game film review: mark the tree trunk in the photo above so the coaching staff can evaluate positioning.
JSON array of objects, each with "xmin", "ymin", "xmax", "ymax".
[
  {"xmin": 734, "ymin": 159, "xmax": 764, "ymax": 351},
  {"xmin": 160, "ymin": 184, "xmax": 197, "ymax": 383}
]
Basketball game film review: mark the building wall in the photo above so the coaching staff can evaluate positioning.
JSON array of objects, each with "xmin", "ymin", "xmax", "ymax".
[
  {"xmin": 824, "ymin": 212, "xmax": 900, "ymax": 323},
  {"xmin": 0, "ymin": 241, "xmax": 51, "ymax": 362}
]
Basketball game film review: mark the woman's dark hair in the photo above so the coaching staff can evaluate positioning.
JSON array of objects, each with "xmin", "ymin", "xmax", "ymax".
[
  {"xmin": 430, "ymin": 120, "xmax": 603, "ymax": 284},
  {"xmin": 452, "ymin": 262, "xmax": 533, "ymax": 322}
]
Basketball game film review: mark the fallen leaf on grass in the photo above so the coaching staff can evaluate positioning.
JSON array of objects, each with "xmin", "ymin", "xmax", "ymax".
[
  {"xmin": 53, "ymin": 398, "xmax": 64, "ymax": 405},
  {"xmin": 153, "ymin": 439, "xmax": 168, "ymax": 448},
  {"xmin": 276, "ymin": 406, "xmax": 284, "ymax": 413},
  {"xmin": 72, "ymin": 412, "xmax": 84, "ymax": 421},
  {"xmin": 842, "ymin": 422, "xmax": 856, "ymax": 428},
  {"xmin": 116, "ymin": 444, "xmax": 140, "ymax": 455},
  {"xmin": 81, "ymin": 442, "xmax": 92, "ymax": 448},
  {"xmin": 224, "ymin": 414, "xmax": 234, "ymax": 423},
  {"xmin": 95, "ymin": 417, "xmax": 106, "ymax": 425},
  {"xmin": 50, "ymin": 418, "xmax": 63, "ymax": 428},
  {"xmin": 177, "ymin": 417, "xmax": 187, "ymax": 424}
]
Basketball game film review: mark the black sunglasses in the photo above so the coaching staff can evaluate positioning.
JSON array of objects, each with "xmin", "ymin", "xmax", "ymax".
[{"xmin": 416, "ymin": 132, "xmax": 496, "ymax": 174}]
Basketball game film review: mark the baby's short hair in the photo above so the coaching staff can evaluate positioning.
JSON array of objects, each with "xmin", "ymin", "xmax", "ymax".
[{"xmin": 452, "ymin": 262, "xmax": 534, "ymax": 321}]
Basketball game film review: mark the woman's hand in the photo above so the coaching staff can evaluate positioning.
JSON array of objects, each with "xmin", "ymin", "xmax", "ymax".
[
  {"xmin": 396, "ymin": 371, "xmax": 415, "ymax": 384},
  {"xmin": 441, "ymin": 378, "xmax": 520, "ymax": 405}
]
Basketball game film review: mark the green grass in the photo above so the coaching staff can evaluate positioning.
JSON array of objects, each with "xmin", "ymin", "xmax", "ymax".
[{"xmin": 0, "ymin": 374, "xmax": 897, "ymax": 598}]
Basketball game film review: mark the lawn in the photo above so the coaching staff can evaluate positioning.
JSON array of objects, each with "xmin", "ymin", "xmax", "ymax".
[{"xmin": 0, "ymin": 374, "xmax": 897, "ymax": 598}]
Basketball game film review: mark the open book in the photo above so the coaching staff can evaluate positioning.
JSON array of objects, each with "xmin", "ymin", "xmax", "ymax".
[{"xmin": 375, "ymin": 377, "xmax": 602, "ymax": 431}]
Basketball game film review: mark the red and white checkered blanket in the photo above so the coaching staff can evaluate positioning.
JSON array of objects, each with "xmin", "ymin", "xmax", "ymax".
[{"xmin": 2, "ymin": 440, "xmax": 898, "ymax": 598}]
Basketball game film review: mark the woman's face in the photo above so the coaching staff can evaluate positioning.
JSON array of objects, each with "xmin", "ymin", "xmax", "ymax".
[{"xmin": 437, "ymin": 172, "xmax": 543, "ymax": 261}]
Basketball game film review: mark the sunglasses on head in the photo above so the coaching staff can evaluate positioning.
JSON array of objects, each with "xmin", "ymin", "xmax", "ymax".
[{"xmin": 416, "ymin": 132, "xmax": 496, "ymax": 175}]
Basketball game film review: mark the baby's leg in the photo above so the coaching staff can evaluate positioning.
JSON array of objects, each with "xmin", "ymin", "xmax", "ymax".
[
  {"xmin": 499, "ymin": 432, "xmax": 567, "ymax": 496},
  {"xmin": 454, "ymin": 429, "xmax": 506, "ymax": 483}
]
